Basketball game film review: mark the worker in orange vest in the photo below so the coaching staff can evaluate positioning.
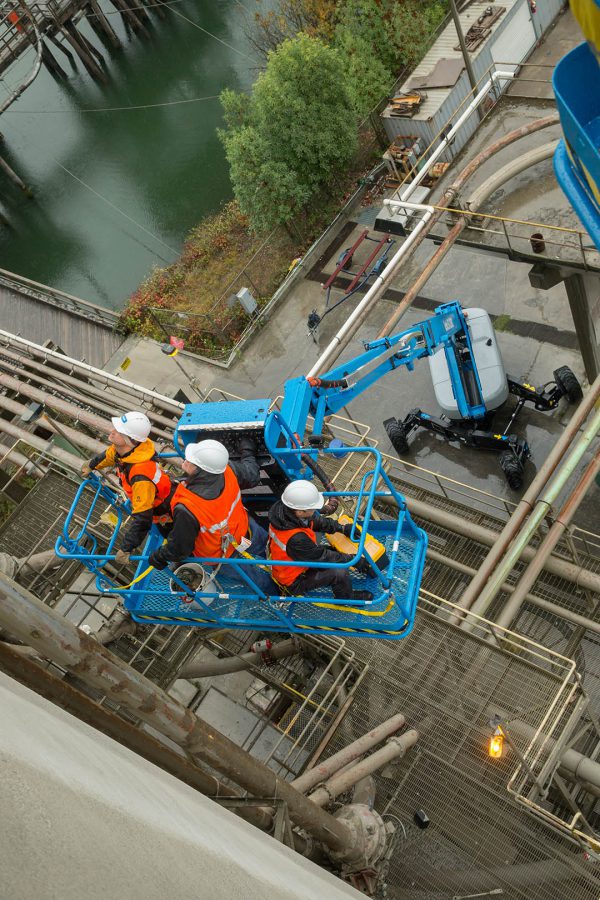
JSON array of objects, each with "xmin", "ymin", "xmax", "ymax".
[
  {"xmin": 148, "ymin": 438, "xmax": 275, "ymax": 594},
  {"xmin": 81, "ymin": 411, "xmax": 175, "ymax": 565},
  {"xmin": 268, "ymin": 480, "xmax": 373, "ymax": 601}
]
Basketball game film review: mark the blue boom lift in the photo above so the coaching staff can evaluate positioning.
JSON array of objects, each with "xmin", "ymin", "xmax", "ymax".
[{"xmin": 56, "ymin": 301, "xmax": 580, "ymax": 637}]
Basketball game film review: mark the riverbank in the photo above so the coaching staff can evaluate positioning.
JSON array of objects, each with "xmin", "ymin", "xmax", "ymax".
[{"xmin": 117, "ymin": 142, "xmax": 382, "ymax": 359}]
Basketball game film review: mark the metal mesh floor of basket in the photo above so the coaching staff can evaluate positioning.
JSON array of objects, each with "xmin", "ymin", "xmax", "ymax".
[{"xmin": 123, "ymin": 519, "xmax": 427, "ymax": 639}]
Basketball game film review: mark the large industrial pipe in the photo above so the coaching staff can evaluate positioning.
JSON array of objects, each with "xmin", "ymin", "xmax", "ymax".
[
  {"xmin": 457, "ymin": 374, "xmax": 600, "ymax": 614},
  {"xmin": 492, "ymin": 451, "xmax": 600, "ymax": 631},
  {"xmin": 0, "ymin": 641, "xmax": 273, "ymax": 833},
  {"xmin": 378, "ymin": 492, "xmax": 600, "ymax": 595},
  {"xmin": 426, "ymin": 547, "xmax": 600, "ymax": 638},
  {"xmin": 307, "ymin": 731, "xmax": 419, "ymax": 807},
  {"xmin": 0, "ymin": 572, "xmax": 353, "ymax": 854},
  {"xmin": 290, "ymin": 713, "xmax": 407, "ymax": 795},
  {"xmin": 0, "ymin": 418, "xmax": 85, "ymax": 471},
  {"xmin": 0, "ymin": 329, "xmax": 186, "ymax": 416},
  {"xmin": 0, "ymin": 392, "xmax": 104, "ymax": 455},
  {"xmin": 493, "ymin": 712, "xmax": 600, "ymax": 798},
  {"xmin": 468, "ymin": 405, "xmax": 600, "ymax": 622},
  {"xmin": 0, "ymin": 371, "xmax": 173, "ymax": 444},
  {"xmin": 0, "ymin": 343, "xmax": 179, "ymax": 431},
  {"xmin": 375, "ymin": 113, "xmax": 559, "ymax": 339},
  {"xmin": 465, "ymin": 141, "xmax": 558, "ymax": 213},
  {"xmin": 179, "ymin": 638, "xmax": 300, "ymax": 679}
]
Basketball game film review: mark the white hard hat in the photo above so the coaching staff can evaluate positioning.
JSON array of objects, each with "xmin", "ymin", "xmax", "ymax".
[
  {"xmin": 281, "ymin": 479, "xmax": 324, "ymax": 511},
  {"xmin": 111, "ymin": 411, "xmax": 151, "ymax": 443},
  {"xmin": 185, "ymin": 439, "xmax": 229, "ymax": 474}
]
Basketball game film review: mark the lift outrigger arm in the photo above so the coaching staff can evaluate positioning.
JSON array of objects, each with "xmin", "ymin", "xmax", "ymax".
[{"xmin": 276, "ymin": 301, "xmax": 486, "ymax": 464}]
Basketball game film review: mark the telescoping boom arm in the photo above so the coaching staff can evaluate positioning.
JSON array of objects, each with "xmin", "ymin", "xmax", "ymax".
[{"xmin": 278, "ymin": 301, "xmax": 486, "ymax": 445}]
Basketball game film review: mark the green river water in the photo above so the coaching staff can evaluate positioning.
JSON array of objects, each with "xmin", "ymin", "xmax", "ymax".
[{"xmin": 0, "ymin": 0, "xmax": 259, "ymax": 309}]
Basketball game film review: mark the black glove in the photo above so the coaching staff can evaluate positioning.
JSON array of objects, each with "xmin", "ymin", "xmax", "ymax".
[
  {"xmin": 354, "ymin": 558, "xmax": 373, "ymax": 577},
  {"xmin": 148, "ymin": 550, "xmax": 168, "ymax": 571},
  {"xmin": 341, "ymin": 523, "xmax": 355, "ymax": 538},
  {"xmin": 238, "ymin": 436, "xmax": 256, "ymax": 455}
]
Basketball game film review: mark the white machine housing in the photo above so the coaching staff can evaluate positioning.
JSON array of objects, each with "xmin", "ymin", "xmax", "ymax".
[{"xmin": 428, "ymin": 307, "xmax": 509, "ymax": 420}]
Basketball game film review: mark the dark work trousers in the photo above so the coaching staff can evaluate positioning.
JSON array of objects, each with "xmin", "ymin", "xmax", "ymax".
[
  {"xmin": 291, "ymin": 566, "xmax": 353, "ymax": 599},
  {"xmin": 222, "ymin": 515, "xmax": 277, "ymax": 596}
]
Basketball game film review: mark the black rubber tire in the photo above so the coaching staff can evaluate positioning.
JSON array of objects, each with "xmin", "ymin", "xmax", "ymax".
[
  {"xmin": 499, "ymin": 450, "xmax": 524, "ymax": 490},
  {"xmin": 385, "ymin": 419, "xmax": 410, "ymax": 454},
  {"xmin": 553, "ymin": 365, "xmax": 583, "ymax": 404}
]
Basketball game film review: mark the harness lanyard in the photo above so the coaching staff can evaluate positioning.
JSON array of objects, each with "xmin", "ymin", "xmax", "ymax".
[{"xmin": 121, "ymin": 565, "xmax": 154, "ymax": 589}]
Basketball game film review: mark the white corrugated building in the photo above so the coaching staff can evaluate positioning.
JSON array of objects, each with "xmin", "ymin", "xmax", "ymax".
[{"xmin": 381, "ymin": 0, "xmax": 566, "ymax": 160}]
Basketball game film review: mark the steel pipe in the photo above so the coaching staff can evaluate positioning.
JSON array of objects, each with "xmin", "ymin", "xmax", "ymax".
[
  {"xmin": 493, "ymin": 451, "xmax": 600, "ymax": 630},
  {"xmin": 468, "ymin": 405, "xmax": 600, "ymax": 622},
  {"xmin": 0, "ymin": 572, "xmax": 353, "ymax": 854},
  {"xmin": 377, "ymin": 113, "xmax": 559, "ymax": 338},
  {"xmin": 307, "ymin": 730, "xmax": 419, "ymax": 807},
  {"xmin": 0, "ymin": 329, "xmax": 185, "ymax": 415},
  {"xmin": 290, "ymin": 713, "xmax": 407, "ymax": 795},
  {"xmin": 179, "ymin": 638, "xmax": 300, "ymax": 679},
  {"xmin": 426, "ymin": 546, "xmax": 600, "ymax": 637},
  {"xmin": 0, "ymin": 641, "xmax": 273, "ymax": 832},
  {"xmin": 496, "ymin": 714, "xmax": 600, "ymax": 797},
  {"xmin": 0, "ymin": 392, "xmax": 104, "ymax": 455},
  {"xmin": 0, "ymin": 418, "xmax": 85, "ymax": 471},
  {"xmin": 457, "ymin": 380, "xmax": 600, "ymax": 616},
  {"xmin": 378, "ymin": 493, "xmax": 600, "ymax": 595},
  {"xmin": 0, "ymin": 343, "xmax": 179, "ymax": 431},
  {"xmin": 0, "ymin": 441, "xmax": 43, "ymax": 474},
  {"xmin": 0, "ymin": 371, "xmax": 172, "ymax": 444},
  {"xmin": 466, "ymin": 141, "xmax": 559, "ymax": 213}
]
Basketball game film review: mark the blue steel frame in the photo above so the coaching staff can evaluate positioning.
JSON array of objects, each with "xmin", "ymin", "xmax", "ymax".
[
  {"xmin": 553, "ymin": 42, "xmax": 600, "ymax": 251},
  {"xmin": 54, "ymin": 447, "xmax": 427, "ymax": 639}
]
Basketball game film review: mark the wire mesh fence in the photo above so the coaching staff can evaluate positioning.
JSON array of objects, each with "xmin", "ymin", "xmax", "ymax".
[{"xmin": 316, "ymin": 595, "xmax": 600, "ymax": 900}]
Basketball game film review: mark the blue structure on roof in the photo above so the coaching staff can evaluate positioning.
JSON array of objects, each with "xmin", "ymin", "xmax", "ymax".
[{"xmin": 553, "ymin": 41, "xmax": 600, "ymax": 250}]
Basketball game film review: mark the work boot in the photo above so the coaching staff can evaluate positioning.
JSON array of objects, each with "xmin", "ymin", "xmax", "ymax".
[{"xmin": 352, "ymin": 590, "xmax": 374, "ymax": 602}]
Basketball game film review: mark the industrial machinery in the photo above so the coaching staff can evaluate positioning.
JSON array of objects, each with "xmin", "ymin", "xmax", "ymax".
[
  {"xmin": 382, "ymin": 306, "xmax": 582, "ymax": 489},
  {"xmin": 56, "ymin": 301, "xmax": 579, "ymax": 632}
]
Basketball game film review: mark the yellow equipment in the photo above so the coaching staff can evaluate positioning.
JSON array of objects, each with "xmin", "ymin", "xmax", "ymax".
[{"xmin": 326, "ymin": 513, "xmax": 387, "ymax": 563}]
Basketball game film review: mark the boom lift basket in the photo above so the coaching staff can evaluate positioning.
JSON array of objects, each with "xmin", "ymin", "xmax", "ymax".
[
  {"xmin": 553, "ymin": 41, "xmax": 600, "ymax": 250},
  {"xmin": 55, "ymin": 447, "xmax": 427, "ymax": 640}
]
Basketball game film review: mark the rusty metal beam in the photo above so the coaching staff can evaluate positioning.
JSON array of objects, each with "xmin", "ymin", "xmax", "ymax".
[
  {"xmin": 0, "ymin": 641, "xmax": 272, "ymax": 831},
  {"xmin": 0, "ymin": 572, "xmax": 353, "ymax": 853}
]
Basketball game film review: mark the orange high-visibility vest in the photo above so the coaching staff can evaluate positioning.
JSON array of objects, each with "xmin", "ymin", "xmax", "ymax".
[
  {"xmin": 117, "ymin": 459, "xmax": 172, "ymax": 510},
  {"xmin": 170, "ymin": 465, "xmax": 248, "ymax": 560},
  {"xmin": 268, "ymin": 525, "xmax": 316, "ymax": 586}
]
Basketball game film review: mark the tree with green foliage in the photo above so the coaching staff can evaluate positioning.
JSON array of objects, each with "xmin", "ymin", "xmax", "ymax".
[
  {"xmin": 247, "ymin": 0, "xmax": 337, "ymax": 59},
  {"xmin": 220, "ymin": 34, "xmax": 358, "ymax": 234},
  {"xmin": 334, "ymin": 29, "xmax": 394, "ymax": 118},
  {"xmin": 335, "ymin": 0, "xmax": 447, "ymax": 76}
]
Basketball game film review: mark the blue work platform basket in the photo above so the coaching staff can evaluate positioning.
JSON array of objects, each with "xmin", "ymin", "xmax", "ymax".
[
  {"xmin": 553, "ymin": 41, "xmax": 600, "ymax": 251},
  {"xmin": 55, "ymin": 447, "xmax": 427, "ymax": 640}
]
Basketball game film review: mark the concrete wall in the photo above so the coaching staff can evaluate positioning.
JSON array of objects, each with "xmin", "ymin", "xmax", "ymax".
[
  {"xmin": 533, "ymin": 0, "xmax": 567, "ymax": 38},
  {"xmin": 0, "ymin": 672, "xmax": 361, "ymax": 900}
]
